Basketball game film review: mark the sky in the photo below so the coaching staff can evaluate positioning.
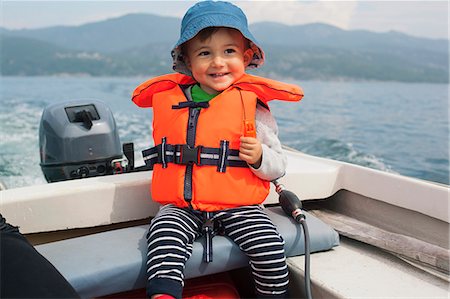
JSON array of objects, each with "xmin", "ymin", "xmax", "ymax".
[{"xmin": 0, "ymin": 1, "xmax": 448, "ymax": 40}]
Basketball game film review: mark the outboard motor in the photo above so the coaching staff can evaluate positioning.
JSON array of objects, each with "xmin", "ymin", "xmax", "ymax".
[{"xmin": 39, "ymin": 99, "xmax": 123, "ymax": 182}]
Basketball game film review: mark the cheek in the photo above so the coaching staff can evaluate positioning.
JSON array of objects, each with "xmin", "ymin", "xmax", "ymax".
[
  {"xmin": 190, "ymin": 65, "xmax": 205, "ymax": 78},
  {"xmin": 231, "ymin": 61, "xmax": 246, "ymax": 74},
  {"xmin": 192, "ymin": 61, "xmax": 210, "ymax": 75}
]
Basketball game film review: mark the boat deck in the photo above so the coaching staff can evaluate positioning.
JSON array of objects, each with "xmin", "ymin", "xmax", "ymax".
[{"xmin": 287, "ymin": 237, "xmax": 449, "ymax": 298}]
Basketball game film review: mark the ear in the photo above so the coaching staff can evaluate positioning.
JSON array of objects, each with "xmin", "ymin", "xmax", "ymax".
[
  {"xmin": 243, "ymin": 48, "xmax": 253, "ymax": 67},
  {"xmin": 184, "ymin": 54, "xmax": 192, "ymax": 71}
]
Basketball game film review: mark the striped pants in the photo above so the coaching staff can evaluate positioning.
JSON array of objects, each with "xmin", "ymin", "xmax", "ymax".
[{"xmin": 146, "ymin": 204, "xmax": 289, "ymax": 299}]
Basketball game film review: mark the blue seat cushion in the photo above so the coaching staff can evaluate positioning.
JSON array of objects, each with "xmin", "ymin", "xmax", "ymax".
[{"xmin": 36, "ymin": 207, "xmax": 339, "ymax": 298}]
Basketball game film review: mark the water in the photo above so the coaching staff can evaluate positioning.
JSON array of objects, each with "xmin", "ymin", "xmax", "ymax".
[{"xmin": 0, "ymin": 76, "xmax": 448, "ymax": 189}]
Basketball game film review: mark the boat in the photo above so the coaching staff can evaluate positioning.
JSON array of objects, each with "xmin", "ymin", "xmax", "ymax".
[
  {"xmin": 0, "ymin": 99, "xmax": 448, "ymax": 298},
  {"xmin": 1, "ymin": 147, "xmax": 448, "ymax": 298}
]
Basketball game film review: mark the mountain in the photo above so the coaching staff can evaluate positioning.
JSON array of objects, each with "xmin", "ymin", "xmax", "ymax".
[
  {"xmin": 2, "ymin": 13, "xmax": 180, "ymax": 53},
  {"xmin": 251, "ymin": 22, "xmax": 446, "ymax": 54},
  {"xmin": 1, "ymin": 14, "xmax": 448, "ymax": 83},
  {"xmin": 1, "ymin": 36, "xmax": 130, "ymax": 76}
]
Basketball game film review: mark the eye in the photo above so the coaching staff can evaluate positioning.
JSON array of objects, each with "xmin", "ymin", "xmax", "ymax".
[
  {"xmin": 225, "ymin": 48, "xmax": 237, "ymax": 54},
  {"xmin": 198, "ymin": 51, "xmax": 210, "ymax": 56}
]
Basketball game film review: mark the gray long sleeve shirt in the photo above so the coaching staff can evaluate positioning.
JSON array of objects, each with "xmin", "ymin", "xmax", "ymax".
[{"xmin": 250, "ymin": 105, "xmax": 287, "ymax": 181}]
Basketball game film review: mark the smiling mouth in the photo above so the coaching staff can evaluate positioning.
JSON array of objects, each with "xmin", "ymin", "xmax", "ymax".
[{"xmin": 209, "ymin": 73, "xmax": 229, "ymax": 78}]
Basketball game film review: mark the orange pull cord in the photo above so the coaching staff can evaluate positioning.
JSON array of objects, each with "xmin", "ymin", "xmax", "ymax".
[
  {"xmin": 243, "ymin": 119, "xmax": 256, "ymax": 138},
  {"xmin": 238, "ymin": 89, "xmax": 257, "ymax": 138}
]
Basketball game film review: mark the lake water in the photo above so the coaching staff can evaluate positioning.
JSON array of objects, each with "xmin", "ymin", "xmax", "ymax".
[{"xmin": 0, "ymin": 76, "xmax": 448, "ymax": 189}]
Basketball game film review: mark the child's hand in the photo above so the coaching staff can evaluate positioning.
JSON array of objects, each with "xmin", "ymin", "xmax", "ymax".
[{"xmin": 239, "ymin": 136, "xmax": 262, "ymax": 168}]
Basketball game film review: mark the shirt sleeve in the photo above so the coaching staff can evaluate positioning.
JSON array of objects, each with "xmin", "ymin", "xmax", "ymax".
[{"xmin": 249, "ymin": 104, "xmax": 287, "ymax": 181}]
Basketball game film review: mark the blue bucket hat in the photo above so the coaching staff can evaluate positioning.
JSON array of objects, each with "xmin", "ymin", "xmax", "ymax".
[{"xmin": 171, "ymin": 1, "xmax": 265, "ymax": 76}]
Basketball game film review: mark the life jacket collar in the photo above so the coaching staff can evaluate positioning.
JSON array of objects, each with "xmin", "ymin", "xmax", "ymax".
[{"xmin": 132, "ymin": 73, "xmax": 303, "ymax": 108}]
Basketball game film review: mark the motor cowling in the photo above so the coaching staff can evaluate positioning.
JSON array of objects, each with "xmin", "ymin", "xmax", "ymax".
[{"xmin": 39, "ymin": 99, "xmax": 123, "ymax": 182}]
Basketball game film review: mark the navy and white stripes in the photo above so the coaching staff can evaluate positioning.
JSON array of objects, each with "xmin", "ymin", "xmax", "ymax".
[{"xmin": 146, "ymin": 204, "xmax": 289, "ymax": 299}]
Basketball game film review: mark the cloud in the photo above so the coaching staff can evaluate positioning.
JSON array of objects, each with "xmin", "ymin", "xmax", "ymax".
[
  {"xmin": 1, "ymin": 0, "xmax": 448, "ymax": 39},
  {"xmin": 236, "ymin": 1, "xmax": 358, "ymax": 30},
  {"xmin": 0, "ymin": 1, "xmax": 193, "ymax": 29},
  {"xmin": 349, "ymin": 1, "xmax": 448, "ymax": 39}
]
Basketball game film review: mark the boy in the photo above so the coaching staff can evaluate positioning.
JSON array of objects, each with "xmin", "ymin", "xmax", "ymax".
[{"xmin": 132, "ymin": 1, "xmax": 303, "ymax": 298}]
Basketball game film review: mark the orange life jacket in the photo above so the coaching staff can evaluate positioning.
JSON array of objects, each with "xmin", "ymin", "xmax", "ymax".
[{"xmin": 132, "ymin": 73, "xmax": 303, "ymax": 211}]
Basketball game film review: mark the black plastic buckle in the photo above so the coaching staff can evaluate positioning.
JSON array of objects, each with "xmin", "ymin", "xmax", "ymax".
[
  {"xmin": 177, "ymin": 145, "xmax": 202, "ymax": 165},
  {"xmin": 202, "ymin": 218, "xmax": 214, "ymax": 232}
]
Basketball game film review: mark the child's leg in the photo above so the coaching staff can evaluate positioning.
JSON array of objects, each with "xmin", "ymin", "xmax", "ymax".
[
  {"xmin": 216, "ymin": 205, "xmax": 289, "ymax": 298},
  {"xmin": 146, "ymin": 205, "xmax": 203, "ymax": 299}
]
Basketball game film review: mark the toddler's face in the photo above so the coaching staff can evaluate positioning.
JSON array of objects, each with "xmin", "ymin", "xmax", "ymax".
[{"xmin": 184, "ymin": 28, "xmax": 253, "ymax": 95}]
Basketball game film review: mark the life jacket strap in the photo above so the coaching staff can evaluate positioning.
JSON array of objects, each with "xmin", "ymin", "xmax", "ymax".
[
  {"xmin": 217, "ymin": 140, "xmax": 229, "ymax": 173},
  {"xmin": 172, "ymin": 101, "xmax": 210, "ymax": 110},
  {"xmin": 142, "ymin": 140, "xmax": 247, "ymax": 170},
  {"xmin": 202, "ymin": 211, "xmax": 215, "ymax": 263}
]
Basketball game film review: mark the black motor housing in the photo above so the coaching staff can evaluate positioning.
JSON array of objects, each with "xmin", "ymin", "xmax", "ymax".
[{"xmin": 39, "ymin": 99, "xmax": 122, "ymax": 182}]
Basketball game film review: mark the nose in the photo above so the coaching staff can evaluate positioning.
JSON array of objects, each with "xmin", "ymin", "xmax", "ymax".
[{"xmin": 211, "ymin": 55, "xmax": 225, "ymax": 67}]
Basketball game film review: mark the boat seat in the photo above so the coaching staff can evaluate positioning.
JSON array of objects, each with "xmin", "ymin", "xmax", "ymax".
[{"xmin": 36, "ymin": 207, "xmax": 339, "ymax": 298}]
